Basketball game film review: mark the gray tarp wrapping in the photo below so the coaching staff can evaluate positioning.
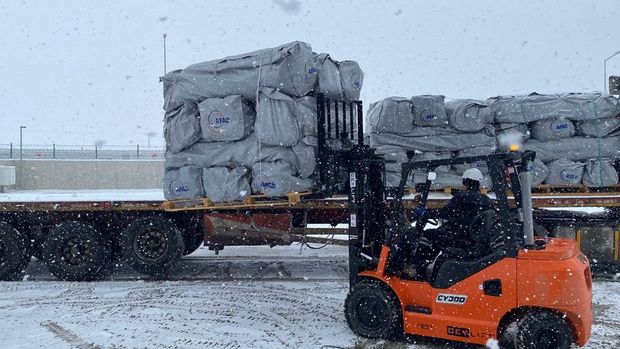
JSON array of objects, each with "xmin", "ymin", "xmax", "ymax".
[
  {"xmin": 161, "ymin": 41, "xmax": 317, "ymax": 111},
  {"xmin": 199, "ymin": 95, "xmax": 255, "ymax": 142},
  {"xmin": 292, "ymin": 136, "xmax": 317, "ymax": 178},
  {"xmin": 523, "ymin": 137, "xmax": 620, "ymax": 162},
  {"xmin": 491, "ymin": 92, "xmax": 620, "ymax": 124},
  {"xmin": 370, "ymin": 126, "xmax": 496, "ymax": 152},
  {"xmin": 582, "ymin": 158, "xmax": 619, "ymax": 187},
  {"xmin": 446, "ymin": 99, "xmax": 493, "ymax": 132},
  {"xmin": 255, "ymin": 88, "xmax": 302, "ymax": 146},
  {"xmin": 453, "ymin": 146, "xmax": 494, "ymax": 174},
  {"xmin": 576, "ymin": 117, "xmax": 620, "ymax": 137},
  {"xmin": 528, "ymin": 158, "xmax": 549, "ymax": 185},
  {"xmin": 497, "ymin": 123, "xmax": 531, "ymax": 140},
  {"xmin": 202, "ymin": 167, "xmax": 251, "ymax": 202},
  {"xmin": 296, "ymin": 96, "xmax": 318, "ymax": 137},
  {"xmin": 251, "ymin": 161, "xmax": 314, "ymax": 197},
  {"xmin": 163, "ymin": 166, "xmax": 204, "ymax": 200},
  {"xmin": 545, "ymin": 159, "xmax": 585, "ymax": 185},
  {"xmin": 529, "ymin": 118, "xmax": 575, "ymax": 141},
  {"xmin": 165, "ymin": 134, "xmax": 299, "ymax": 173},
  {"xmin": 314, "ymin": 53, "xmax": 363, "ymax": 101},
  {"xmin": 411, "ymin": 95, "xmax": 448, "ymax": 127},
  {"xmin": 367, "ymin": 97, "xmax": 415, "ymax": 134},
  {"xmin": 164, "ymin": 102, "xmax": 201, "ymax": 153}
]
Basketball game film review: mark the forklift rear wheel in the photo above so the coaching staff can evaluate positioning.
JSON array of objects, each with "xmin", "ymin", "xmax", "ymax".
[
  {"xmin": 43, "ymin": 221, "xmax": 111, "ymax": 281},
  {"xmin": 344, "ymin": 280, "xmax": 402, "ymax": 339},
  {"xmin": 120, "ymin": 217, "xmax": 183, "ymax": 277},
  {"xmin": 0, "ymin": 222, "xmax": 30, "ymax": 280},
  {"xmin": 514, "ymin": 311, "xmax": 572, "ymax": 349}
]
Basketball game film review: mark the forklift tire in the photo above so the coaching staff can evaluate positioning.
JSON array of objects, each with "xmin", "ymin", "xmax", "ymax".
[
  {"xmin": 120, "ymin": 217, "xmax": 183, "ymax": 277},
  {"xmin": 0, "ymin": 222, "xmax": 30, "ymax": 280},
  {"xmin": 42, "ymin": 221, "xmax": 111, "ymax": 281},
  {"xmin": 514, "ymin": 311, "xmax": 572, "ymax": 349},
  {"xmin": 344, "ymin": 280, "xmax": 402, "ymax": 339}
]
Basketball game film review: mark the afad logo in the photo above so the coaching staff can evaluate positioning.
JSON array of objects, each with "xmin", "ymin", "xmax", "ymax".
[
  {"xmin": 420, "ymin": 113, "xmax": 437, "ymax": 123},
  {"xmin": 170, "ymin": 182, "xmax": 190, "ymax": 197},
  {"xmin": 303, "ymin": 62, "xmax": 318, "ymax": 85},
  {"xmin": 550, "ymin": 120, "xmax": 570, "ymax": 134},
  {"xmin": 208, "ymin": 110, "xmax": 231, "ymax": 133},
  {"xmin": 560, "ymin": 170, "xmax": 580, "ymax": 183},
  {"xmin": 260, "ymin": 181, "xmax": 277, "ymax": 189}
]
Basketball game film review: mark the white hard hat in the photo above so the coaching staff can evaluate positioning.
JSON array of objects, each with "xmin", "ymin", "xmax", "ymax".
[{"xmin": 462, "ymin": 168, "xmax": 484, "ymax": 182}]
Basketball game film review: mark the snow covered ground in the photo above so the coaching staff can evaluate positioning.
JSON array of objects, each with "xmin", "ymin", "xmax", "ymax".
[{"xmin": 0, "ymin": 245, "xmax": 618, "ymax": 349}]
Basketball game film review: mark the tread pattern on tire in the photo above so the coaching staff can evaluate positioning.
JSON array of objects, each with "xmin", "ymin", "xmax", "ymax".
[
  {"xmin": 42, "ymin": 221, "xmax": 111, "ymax": 281},
  {"xmin": 0, "ymin": 222, "xmax": 30, "ymax": 280},
  {"xmin": 120, "ymin": 216, "xmax": 184, "ymax": 277},
  {"xmin": 515, "ymin": 311, "xmax": 572, "ymax": 349},
  {"xmin": 344, "ymin": 279, "xmax": 403, "ymax": 340}
]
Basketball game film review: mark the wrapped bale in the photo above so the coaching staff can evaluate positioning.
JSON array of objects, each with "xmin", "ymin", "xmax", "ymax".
[
  {"xmin": 314, "ymin": 53, "xmax": 364, "ymax": 101},
  {"xmin": 582, "ymin": 158, "xmax": 619, "ymax": 187},
  {"xmin": 202, "ymin": 167, "xmax": 251, "ymax": 202},
  {"xmin": 411, "ymin": 95, "xmax": 448, "ymax": 127},
  {"xmin": 576, "ymin": 118, "xmax": 620, "ymax": 137},
  {"xmin": 292, "ymin": 136, "xmax": 317, "ymax": 178},
  {"xmin": 164, "ymin": 102, "xmax": 201, "ymax": 153},
  {"xmin": 296, "ymin": 96, "xmax": 318, "ymax": 137},
  {"xmin": 163, "ymin": 166, "xmax": 204, "ymax": 200},
  {"xmin": 165, "ymin": 133, "xmax": 299, "ymax": 173},
  {"xmin": 199, "ymin": 95, "xmax": 255, "ymax": 142},
  {"xmin": 370, "ymin": 126, "xmax": 496, "ymax": 153},
  {"xmin": 528, "ymin": 158, "xmax": 549, "ymax": 186},
  {"xmin": 161, "ymin": 41, "xmax": 317, "ymax": 111},
  {"xmin": 529, "ymin": 118, "xmax": 575, "ymax": 141},
  {"xmin": 491, "ymin": 92, "xmax": 620, "ymax": 123},
  {"xmin": 497, "ymin": 123, "xmax": 531, "ymax": 148},
  {"xmin": 255, "ymin": 88, "xmax": 302, "ymax": 146},
  {"xmin": 251, "ymin": 161, "xmax": 314, "ymax": 197},
  {"xmin": 453, "ymin": 146, "xmax": 494, "ymax": 175},
  {"xmin": 545, "ymin": 159, "xmax": 585, "ymax": 186},
  {"xmin": 523, "ymin": 137, "xmax": 620, "ymax": 162},
  {"xmin": 367, "ymin": 97, "xmax": 415, "ymax": 134},
  {"xmin": 446, "ymin": 99, "xmax": 493, "ymax": 132}
]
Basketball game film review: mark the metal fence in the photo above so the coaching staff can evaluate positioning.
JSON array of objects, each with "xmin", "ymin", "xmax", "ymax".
[{"xmin": 0, "ymin": 144, "xmax": 165, "ymax": 160}]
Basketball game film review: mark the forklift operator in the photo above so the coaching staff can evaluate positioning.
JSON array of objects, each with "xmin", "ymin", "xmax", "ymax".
[
  {"xmin": 426, "ymin": 168, "xmax": 493, "ymax": 247},
  {"xmin": 409, "ymin": 168, "xmax": 494, "ymax": 275}
]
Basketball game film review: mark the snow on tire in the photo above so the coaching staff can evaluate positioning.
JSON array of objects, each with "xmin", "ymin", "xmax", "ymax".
[
  {"xmin": 344, "ymin": 280, "xmax": 403, "ymax": 339},
  {"xmin": 42, "ymin": 221, "xmax": 111, "ymax": 281},
  {"xmin": 0, "ymin": 222, "xmax": 30, "ymax": 280},
  {"xmin": 120, "ymin": 216, "xmax": 183, "ymax": 277},
  {"xmin": 515, "ymin": 311, "xmax": 572, "ymax": 349}
]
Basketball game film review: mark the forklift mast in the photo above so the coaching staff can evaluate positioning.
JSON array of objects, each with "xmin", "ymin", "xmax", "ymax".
[{"xmin": 314, "ymin": 94, "xmax": 387, "ymax": 287}]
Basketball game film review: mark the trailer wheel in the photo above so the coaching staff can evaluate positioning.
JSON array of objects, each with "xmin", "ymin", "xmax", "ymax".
[
  {"xmin": 120, "ymin": 217, "xmax": 183, "ymax": 277},
  {"xmin": 344, "ymin": 280, "xmax": 402, "ymax": 339},
  {"xmin": 42, "ymin": 221, "xmax": 111, "ymax": 281},
  {"xmin": 0, "ymin": 222, "xmax": 30, "ymax": 280},
  {"xmin": 515, "ymin": 311, "xmax": 572, "ymax": 349}
]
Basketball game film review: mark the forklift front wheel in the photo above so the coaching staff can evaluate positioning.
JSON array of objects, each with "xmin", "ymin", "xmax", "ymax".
[{"xmin": 344, "ymin": 280, "xmax": 402, "ymax": 340}]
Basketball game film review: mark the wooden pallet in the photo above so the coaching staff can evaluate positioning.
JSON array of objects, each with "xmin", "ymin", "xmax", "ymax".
[
  {"xmin": 531, "ymin": 184, "xmax": 620, "ymax": 194},
  {"xmin": 163, "ymin": 191, "xmax": 315, "ymax": 211},
  {"xmin": 406, "ymin": 187, "xmax": 489, "ymax": 195}
]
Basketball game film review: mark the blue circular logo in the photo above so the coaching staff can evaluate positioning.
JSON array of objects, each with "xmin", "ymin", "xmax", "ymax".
[{"xmin": 208, "ymin": 110, "xmax": 230, "ymax": 133}]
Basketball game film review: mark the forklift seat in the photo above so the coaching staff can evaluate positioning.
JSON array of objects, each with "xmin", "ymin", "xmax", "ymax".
[{"xmin": 426, "ymin": 209, "xmax": 506, "ymax": 289}]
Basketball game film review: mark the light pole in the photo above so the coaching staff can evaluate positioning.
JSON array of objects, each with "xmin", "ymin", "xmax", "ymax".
[
  {"xmin": 604, "ymin": 50, "xmax": 620, "ymax": 93},
  {"xmin": 146, "ymin": 131, "xmax": 157, "ymax": 148},
  {"xmin": 163, "ymin": 33, "xmax": 167, "ymax": 75},
  {"xmin": 19, "ymin": 126, "xmax": 26, "ymax": 189}
]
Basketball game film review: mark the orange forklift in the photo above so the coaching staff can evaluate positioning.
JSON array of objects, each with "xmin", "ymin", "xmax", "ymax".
[{"xmin": 343, "ymin": 150, "xmax": 593, "ymax": 348}]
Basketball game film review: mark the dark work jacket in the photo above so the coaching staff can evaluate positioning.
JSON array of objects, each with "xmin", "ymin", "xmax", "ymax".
[{"xmin": 435, "ymin": 189, "xmax": 493, "ymax": 242}]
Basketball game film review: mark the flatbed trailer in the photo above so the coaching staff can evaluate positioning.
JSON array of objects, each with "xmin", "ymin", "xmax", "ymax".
[{"xmin": 0, "ymin": 187, "xmax": 618, "ymax": 281}]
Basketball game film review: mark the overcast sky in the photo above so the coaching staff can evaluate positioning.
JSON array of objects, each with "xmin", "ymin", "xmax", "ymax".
[{"xmin": 1, "ymin": 0, "xmax": 619, "ymax": 146}]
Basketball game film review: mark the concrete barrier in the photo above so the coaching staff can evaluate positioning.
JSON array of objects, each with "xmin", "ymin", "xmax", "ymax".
[{"xmin": 0, "ymin": 160, "xmax": 164, "ymax": 190}]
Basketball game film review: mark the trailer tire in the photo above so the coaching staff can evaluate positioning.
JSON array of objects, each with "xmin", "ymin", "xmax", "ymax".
[
  {"xmin": 42, "ymin": 221, "xmax": 111, "ymax": 281},
  {"xmin": 515, "ymin": 311, "xmax": 572, "ymax": 349},
  {"xmin": 344, "ymin": 280, "xmax": 402, "ymax": 339},
  {"xmin": 121, "ymin": 217, "xmax": 183, "ymax": 277},
  {"xmin": 0, "ymin": 222, "xmax": 30, "ymax": 280}
]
